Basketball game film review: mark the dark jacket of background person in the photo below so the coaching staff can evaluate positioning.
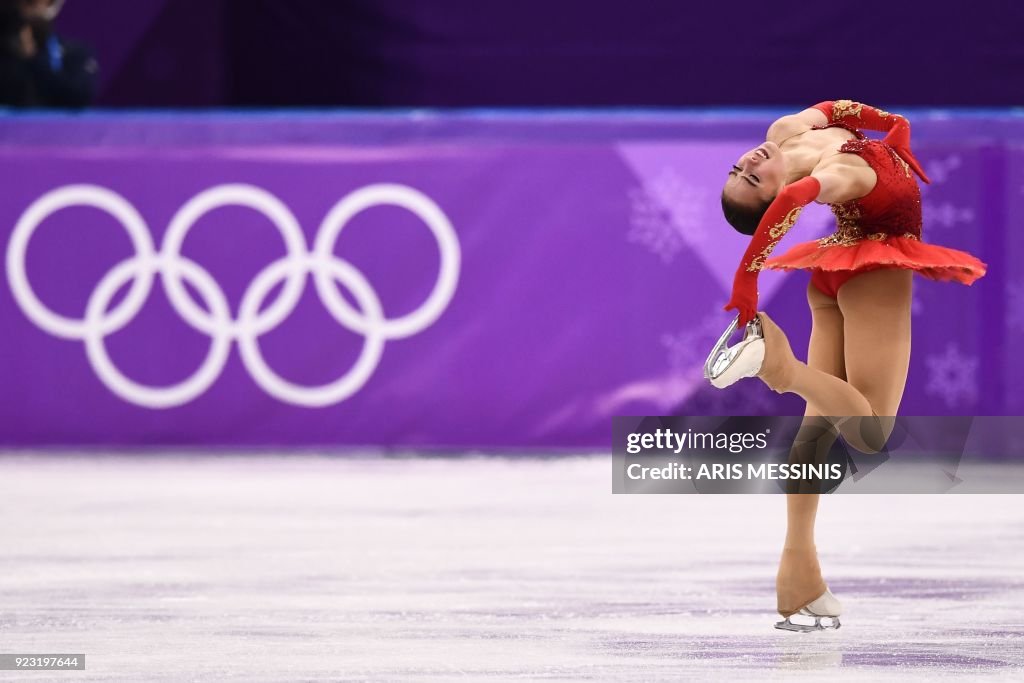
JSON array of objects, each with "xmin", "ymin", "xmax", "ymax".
[{"xmin": 0, "ymin": 0, "xmax": 95, "ymax": 107}]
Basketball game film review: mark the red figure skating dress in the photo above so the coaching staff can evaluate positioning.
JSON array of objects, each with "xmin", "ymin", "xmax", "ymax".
[{"xmin": 725, "ymin": 100, "xmax": 987, "ymax": 323}]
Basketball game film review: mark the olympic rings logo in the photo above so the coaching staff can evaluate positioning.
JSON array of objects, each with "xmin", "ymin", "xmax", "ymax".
[{"xmin": 5, "ymin": 183, "xmax": 460, "ymax": 408}]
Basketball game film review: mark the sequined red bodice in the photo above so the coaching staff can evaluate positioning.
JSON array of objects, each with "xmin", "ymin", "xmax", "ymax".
[
  {"xmin": 726, "ymin": 102, "xmax": 985, "ymax": 324},
  {"xmin": 813, "ymin": 123, "xmax": 923, "ymax": 247}
]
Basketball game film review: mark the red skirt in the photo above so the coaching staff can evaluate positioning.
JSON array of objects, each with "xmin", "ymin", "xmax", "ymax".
[{"xmin": 764, "ymin": 235, "xmax": 987, "ymax": 297}]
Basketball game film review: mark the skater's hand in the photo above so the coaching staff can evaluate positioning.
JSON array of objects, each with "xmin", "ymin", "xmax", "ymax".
[
  {"xmin": 724, "ymin": 271, "xmax": 758, "ymax": 326},
  {"xmin": 883, "ymin": 117, "xmax": 931, "ymax": 184}
]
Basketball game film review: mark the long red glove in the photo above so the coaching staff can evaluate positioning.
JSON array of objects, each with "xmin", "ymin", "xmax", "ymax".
[
  {"xmin": 812, "ymin": 99, "xmax": 900, "ymax": 133},
  {"xmin": 724, "ymin": 176, "xmax": 821, "ymax": 325},
  {"xmin": 812, "ymin": 100, "xmax": 931, "ymax": 184},
  {"xmin": 882, "ymin": 121, "xmax": 932, "ymax": 184}
]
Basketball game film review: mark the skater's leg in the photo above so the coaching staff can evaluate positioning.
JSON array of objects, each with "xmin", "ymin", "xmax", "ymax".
[
  {"xmin": 784, "ymin": 282, "xmax": 846, "ymax": 493},
  {"xmin": 758, "ymin": 269, "xmax": 912, "ymax": 453},
  {"xmin": 780, "ymin": 428, "xmax": 829, "ymax": 617},
  {"xmin": 836, "ymin": 268, "xmax": 912, "ymax": 444},
  {"xmin": 778, "ymin": 283, "xmax": 845, "ymax": 616}
]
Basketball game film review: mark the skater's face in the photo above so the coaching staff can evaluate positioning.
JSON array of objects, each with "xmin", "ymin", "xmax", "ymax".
[{"xmin": 723, "ymin": 141, "xmax": 786, "ymax": 207}]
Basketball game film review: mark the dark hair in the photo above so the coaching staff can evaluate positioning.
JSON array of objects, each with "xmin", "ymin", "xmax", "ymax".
[{"xmin": 721, "ymin": 191, "xmax": 773, "ymax": 236}]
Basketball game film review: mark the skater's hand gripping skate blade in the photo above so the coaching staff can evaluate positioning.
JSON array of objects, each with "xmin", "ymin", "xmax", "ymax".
[{"xmin": 724, "ymin": 269, "xmax": 758, "ymax": 327}]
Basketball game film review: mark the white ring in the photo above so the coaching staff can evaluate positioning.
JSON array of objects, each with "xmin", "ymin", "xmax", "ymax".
[
  {"xmin": 83, "ymin": 258, "xmax": 233, "ymax": 409},
  {"xmin": 237, "ymin": 257, "xmax": 385, "ymax": 407},
  {"xmin": 313, "ymin": 183, "xmax": 460, "ymax": 339},
  {"xmin": 162, "ymin": 184, "xmax": 307, "ymax": 337},
  {"xmin": 7, "ymin": 182, "xmax": 459, "ymax": 408},
  {"xmin": 6, "ymin": 185, "xmax": 156, "ymax": 339}
]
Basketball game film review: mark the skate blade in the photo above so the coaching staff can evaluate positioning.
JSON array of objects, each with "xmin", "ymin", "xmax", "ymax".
[
  {"xmin": 703, "ymin": 316, "xmax": 765, "ymax": 388},
  {"xmin": 774, "ymin": 615, "xmax": 841, "ymax": 633}
]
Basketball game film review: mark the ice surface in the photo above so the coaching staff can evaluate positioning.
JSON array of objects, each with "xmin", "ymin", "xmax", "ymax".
[{"xmin": 0, "ymin": 453, "xmax": 1022, "ymax": 681}]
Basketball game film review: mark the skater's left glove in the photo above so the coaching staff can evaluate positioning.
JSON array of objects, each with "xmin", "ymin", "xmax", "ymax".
[
  {"xmin": 812, "ymin": 99, "xmax": 902, "ymax": 134},
  {"xmin": 812, "ymin": 100, "xmax": 931, "ymax": 184},
  {"xmin": 724, "ymin": 176, "xmax": 822, "ymax": 326}
]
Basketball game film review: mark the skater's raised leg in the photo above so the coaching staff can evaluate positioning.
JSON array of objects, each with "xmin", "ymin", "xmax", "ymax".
[{"xmin": 757, "ymin": 269, "xmax": 912, "ymax": 454}]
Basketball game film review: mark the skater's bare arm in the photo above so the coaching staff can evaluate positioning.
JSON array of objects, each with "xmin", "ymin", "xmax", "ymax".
[
  {"xmin": 766, "ymin": 107, "xmax": 829, "ymax": 141},
  {"xmin": 810, "ymin": 167, "xmax": 875, "ymax": 204}
]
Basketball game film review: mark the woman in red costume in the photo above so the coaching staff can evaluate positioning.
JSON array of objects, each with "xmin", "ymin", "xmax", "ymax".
[{"xmin": 716, "ymin": 100, "xmax": 986, "ymax": 631}]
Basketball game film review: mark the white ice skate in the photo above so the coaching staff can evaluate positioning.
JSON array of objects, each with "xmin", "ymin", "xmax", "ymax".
[
  {"xmin": 774, "ymin": 589, "xmax": 843, "ymax": 633},
  {"xmin": 703, "ymin": 316, "xmax": 765, "ymax": 388}
]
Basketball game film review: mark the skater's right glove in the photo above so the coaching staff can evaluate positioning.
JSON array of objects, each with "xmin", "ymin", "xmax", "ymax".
[{"xmin": 725, "ymin": 176, "xmax": 822, "ymax": 326}]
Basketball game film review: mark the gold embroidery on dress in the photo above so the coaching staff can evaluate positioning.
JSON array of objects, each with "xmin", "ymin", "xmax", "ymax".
[
  {"xmin": 893, "ymin": 152, "xmax": 911, "ymax": 178},
  {"xmin": 832, "ymin": 99, "xmax": 864, "ymax": 121},
  {"xmin": 746, "ymin": 206, "xmax": 804, "ymax": 272},
  {"xmin": 818, "ymin": 215, "xmax": 921, "ymax": 248},
  {"xmin": 817, "ymin": 202, "xmax": 864, "ymax": 247}
]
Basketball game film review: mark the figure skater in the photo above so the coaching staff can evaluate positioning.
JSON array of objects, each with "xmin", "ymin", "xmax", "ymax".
[{"xmin": 715, "ymin": 100, "xmax": 986, "ymax": 631}]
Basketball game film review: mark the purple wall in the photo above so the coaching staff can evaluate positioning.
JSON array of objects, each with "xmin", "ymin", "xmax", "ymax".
[
  {"xmin": 54, "ymin": 1, "xmax": 1024, "ymax": 108},
  {"xmin": 0, "ymin": 110, "xmax": 1016, "ymax": 448}
]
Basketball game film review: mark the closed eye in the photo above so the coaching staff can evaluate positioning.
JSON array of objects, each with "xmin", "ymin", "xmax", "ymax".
[{"xmin": 729, "ymin": 166, "xmax": 758, "ymax": 187}]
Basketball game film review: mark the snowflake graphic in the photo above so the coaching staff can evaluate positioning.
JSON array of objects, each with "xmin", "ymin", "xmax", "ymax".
[
  {"xmin": 911, "ymin": 289, "xmax": 924, "ymax": 317},
  {"xmin": 683, "ymin": 382, "xmax": 777, "ymax": 415},
  {"xmin": 627, "ymin": 167, "xmax": 707, "ymax": 263},
  {"xmin": 923, "ymin": 201, "xmax": 975, "ymax": 231},
  {"xmin": 921, "ymin": 154, "xmax": 962, "ymax": 186},
  {"xmin": 925, "ymin": 343, "xmax": 979, "ymax": 409},
  {"xmin": 661, "ymin": 314, "xmax": 732, "ymax": 376},
  {"xmin": 1007, "ymin": 279, "xmax": 1024, "ymax": 332}
]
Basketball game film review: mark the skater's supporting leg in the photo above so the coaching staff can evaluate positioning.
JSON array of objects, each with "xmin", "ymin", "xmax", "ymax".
[
  {"xmin": 779, "ymin": 283, "xmax": 845, "ymax": 616},
  {"xmin": 780, "ymin": 413, "xmax": 844, "ymax": 616},
  {"xmin": 785, "ymin": 282, "xmax": 845, "ymax": 548}
]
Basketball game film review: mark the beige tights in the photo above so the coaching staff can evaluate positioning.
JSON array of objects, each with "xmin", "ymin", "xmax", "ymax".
[{"xmin": 768, "ymin": 268, "xmax": 913, "ymax": 613}]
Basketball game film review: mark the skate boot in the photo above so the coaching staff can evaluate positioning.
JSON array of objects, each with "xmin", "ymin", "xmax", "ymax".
[
  {"xmin": 775, "ymin": 547, "xmax": 842, "ymax": 632},
  {"xmin": 704, "ymin": 312, "xmax": 796, "ymax": 392},
  {"xmin": 703, "ymin": 315, "xmax": 765, "ymax": 388},
  {"xmin": 775, "ymin": 590, "xmax": 843, "ymax": 632}
]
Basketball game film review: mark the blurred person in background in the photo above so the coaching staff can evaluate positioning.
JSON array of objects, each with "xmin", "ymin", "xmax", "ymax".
[{"xmin": 0, "ymin": 0, "xmax": 95, "ymax": 107}]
